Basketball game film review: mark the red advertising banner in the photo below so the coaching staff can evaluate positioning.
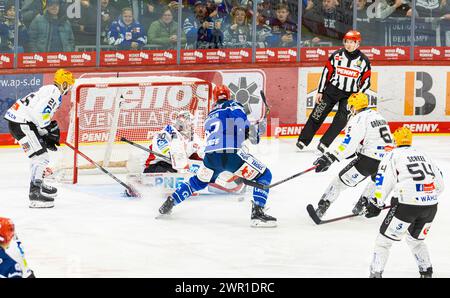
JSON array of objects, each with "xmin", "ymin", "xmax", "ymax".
[
  {"xmin": 0, "ymin": 53, "xmax": 14, "ymax": 68},
  {"xmin": 180, "ymin": 49, "xmax": 252, "ymax": 64},
  {"xmin": 360, "ymin": 46, "xmax": 410, "ymax": 61},
  {"xmin": 255, "ymin": 48, "xmax": 297, "ymax": 63},
  {"xmin": 100, "ymin": 50, "xmax": 176, "ymax": 66},
  {"xmin": 18, "ymin": 52, "xmax": 96, "ymax": 68},
  {"xmin": 300, "ymin": 47, "xmax": 340, "ymax": 62},
  {"xmin": 414, "ymin": 47, "xmax": 450, "ymax": 61},
  {"xmin": 272, "ymin": 122, "xmax": 450, "ymax": 138},
  {"xmin": 301, "ymin": 46, "xmax": 410, "ymax": 62}
]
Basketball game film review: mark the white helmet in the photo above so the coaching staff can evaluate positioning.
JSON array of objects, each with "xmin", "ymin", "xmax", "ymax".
[{"xmin": 173, "ymin": 111, "xmax": 194, "ymax": 140}]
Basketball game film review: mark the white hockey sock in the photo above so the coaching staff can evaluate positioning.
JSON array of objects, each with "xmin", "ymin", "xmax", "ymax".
[
  {"xmin": 30, "ymin": 153, "xmax": 50, "ymax": 183},
  {"xmin": 320, "ymin": 177, "xmax": 347, "ymax": 203},
  {"xmin": 360, "ymin": 180, "xmax": 376, "ymax": 199},
  {"xmin": 370, "ymin": 234, "xmax": 394, "ymax": 274},
  {"xmin": 406, "ymin": 234, "xmax": 432, "ymax": 272}
]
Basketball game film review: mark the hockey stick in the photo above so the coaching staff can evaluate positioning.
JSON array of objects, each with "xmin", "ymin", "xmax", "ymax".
[
  {"xmin": 242, "ymin": 165, "xmax": 317, "ymax": 190},
  {"xmin": 120, "ymin": 137, "xmax": 171, "ymax": 163},
  {"xmin": 13, "ymin": 234, "xmax": 34, "ymax": 277},
  {"xmin": 260, "ymin": 90, "xmax": 270, "ymax": 119},
  {"xmin": 65, "ymin": 142, "xmax": 136, "ymax": 195},
  {"xmin": 306, "ymin": 204, "xmax": 392, "ymax": 225}
]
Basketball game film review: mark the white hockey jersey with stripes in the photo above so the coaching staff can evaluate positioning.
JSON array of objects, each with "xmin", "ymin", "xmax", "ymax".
[
  {"xmin": 331, "ymin": 109, "xmax": 393, "ymax": 161},
  {"xmin": 4, "ymin": 85, "xmax": 62, "ymax": 128},
  {"xmin": 374, "ymin": 146, "xmax": 444, "ymax": 206}
]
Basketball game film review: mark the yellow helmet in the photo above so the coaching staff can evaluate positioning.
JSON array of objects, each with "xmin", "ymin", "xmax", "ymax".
[
  {"xmin": 54, "ymin": 69, "xmax": 75, "ymax": 94},
  {"xmin": 347, "ymin": 93, "xmax": 369, "ymax": 112},
  {"xmin": 393, "ymin": 126, "xmax": 412, "ymax": 146}
]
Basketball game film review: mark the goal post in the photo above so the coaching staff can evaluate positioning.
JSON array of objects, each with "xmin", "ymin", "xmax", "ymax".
[{"xmin": 60, "ymin": 76, "xmax": 213, "ymax": 184}]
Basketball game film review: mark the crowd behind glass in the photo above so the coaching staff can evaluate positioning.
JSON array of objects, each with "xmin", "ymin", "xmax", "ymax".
[{"xmin": 0, "ymin": 0, "xmax": 449, "ymax": 58}]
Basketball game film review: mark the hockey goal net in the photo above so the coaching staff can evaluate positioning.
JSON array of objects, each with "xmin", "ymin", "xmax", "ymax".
[{"xmin": 58, "ymin": 76, "xmax": 213, "ymax": 183}]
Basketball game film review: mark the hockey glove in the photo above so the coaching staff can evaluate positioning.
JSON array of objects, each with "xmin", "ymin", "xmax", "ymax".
[
  {"xmin": 313, "ymin": 152, "xmax": 337, "ymax": 173},
  {"xmin": 43, "ymin": 120, "xmax": 60, "ymax": 151},
  {"xmin": 365, "ymin": 199, "xmax": 384, "ymax": 218}
]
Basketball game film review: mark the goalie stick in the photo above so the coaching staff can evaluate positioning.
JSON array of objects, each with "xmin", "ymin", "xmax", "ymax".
[
  {"xmin": 65, "ymin": 142, "xmax": 137, "ymax": 196},
  {"xmin": 242, "ymin": 165, "xmax": 317, "ymax": 190},
  {"xmin": 306, "ymin": 204, "xmax": 392, "ymax": 225},
  {"xmin": 120, "ymin": 137, "xmax": 171, "ymax": 163}
]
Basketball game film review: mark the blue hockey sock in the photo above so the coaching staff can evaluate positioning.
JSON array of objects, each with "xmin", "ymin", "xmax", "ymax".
[
  {"xmin": 252, "ymin": 169, "xmax": 272, "ymax": 207},
  {"xmin": 171, "ymin": 176, "xmax": 209, "ymax": 204}
]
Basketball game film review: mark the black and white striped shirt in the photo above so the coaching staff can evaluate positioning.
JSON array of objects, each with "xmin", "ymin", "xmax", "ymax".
[{"xmin": 318, "ymin": 48, "xmax": 371, "ymax": 94}]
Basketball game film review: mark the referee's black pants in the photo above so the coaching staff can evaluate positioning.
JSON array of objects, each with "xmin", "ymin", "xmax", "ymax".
[{"xmin": 297, "ymin": 84, "xmax": 352, "ymax": 148}]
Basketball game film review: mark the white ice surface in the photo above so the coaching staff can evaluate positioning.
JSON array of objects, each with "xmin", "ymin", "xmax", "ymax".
[{"xmin": 1, "ymin": 136, "xmax": 449, "ymax": 278}]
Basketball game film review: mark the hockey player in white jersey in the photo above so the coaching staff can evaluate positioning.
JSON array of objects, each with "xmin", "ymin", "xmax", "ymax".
[
  {"xmin": 308, "ymin": 92, "xmax": 393, "ymax": 219},
  {"xmin": 366, "ymin": 127, "xmax": 444, "ymax": 278},
  {"xmin": 3, "ymin": 69, "xmax": 75, "ymax": 208}
]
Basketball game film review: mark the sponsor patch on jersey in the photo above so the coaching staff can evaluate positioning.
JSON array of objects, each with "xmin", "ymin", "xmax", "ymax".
[
  {"xmin": 12, "ymin": 102, "xmax": 20, "ymax": 111},
  {"xmin": 415, "ymin": 182, "xmax": 435, "ymax": 192},
  {"xmin": 375, "ymin": 174, "xmax": 384, "ymax": 186},
  {"xmin": 336, "ymin": 66, "xmax": 360, "ymax": 78}
]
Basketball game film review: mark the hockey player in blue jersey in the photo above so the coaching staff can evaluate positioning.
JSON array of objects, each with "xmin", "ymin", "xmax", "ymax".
[
  {"xmin": 0, "ymin": 217, "xmax": 34, "ymax": 278},
  {"xmin": 158, "ymin": 85, "xmax": 276, "ymax": 227}
]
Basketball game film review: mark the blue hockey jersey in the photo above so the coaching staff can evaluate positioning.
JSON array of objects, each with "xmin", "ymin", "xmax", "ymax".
[
  {"xmin": 0, "ymin": 247, "xmax": 23, "ymax": 278},
  {"xmin": 204, "ymin": 100, "xmax": 249, "ymax": 153}
]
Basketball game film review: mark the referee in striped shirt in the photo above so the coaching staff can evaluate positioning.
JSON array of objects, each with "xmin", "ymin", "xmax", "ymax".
[{"xmin": 296, "ymin": 30, "xmax": 371, "ymax": 153}]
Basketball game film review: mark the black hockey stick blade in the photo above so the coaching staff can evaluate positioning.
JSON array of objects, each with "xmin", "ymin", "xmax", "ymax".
[
  {"xmin": 260, "ymin": 90, "xmax": 270, "ymax": 118},
  {"xmin": 306, "ymin": 204, "xmax": 322, "ymax": 224},
  {"xmin": 307, "ymin": 205, "xmax": 392, "ymax": 225},
  {"xmin": 242, "ymin": 165, "xmax": 317, "ymax": 190},
  {"xmin": 120, "ymin": 137, "xmax": 171, "ymax": 163}
]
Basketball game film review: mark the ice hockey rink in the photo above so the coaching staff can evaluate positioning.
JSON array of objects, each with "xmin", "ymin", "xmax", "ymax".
[{"xmin": 1, "ymin": 135, "xmax": 449, "ymax": 278}]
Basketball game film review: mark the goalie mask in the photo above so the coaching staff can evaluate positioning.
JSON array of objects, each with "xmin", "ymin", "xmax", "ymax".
[{"xmin": 173, "ymin": 111, "xmax": 194, "ymax": 140}]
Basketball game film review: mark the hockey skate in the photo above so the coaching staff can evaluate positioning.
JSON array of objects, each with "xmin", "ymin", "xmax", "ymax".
[
  {"xmin": 251, "ymin": 202, "xmax": 277, "ymax": 228},
  {"xmin": 369, "ymin": 271, "xmax": 382, "ymax": 278},
  {"xmin": 29, "ymin": 180, "xmax": 55, "ymax": 208},
  {"xmin": 352, "ymin": 196, "xmax": 368, "ymax": 215},
  {"xmin": 316, "ymin": 199, "xmax": 331, "ymax": 219},
  {"xmin": 306, "ymin": 199, "xmax": 330, "ymax": 224},
  {"xmin": 420, "ymin": 267, "xmax": 433, "ymax": 278},
  {"xmin": 158, "ymin": 196, "xmax": 175, "ymax": 216}
]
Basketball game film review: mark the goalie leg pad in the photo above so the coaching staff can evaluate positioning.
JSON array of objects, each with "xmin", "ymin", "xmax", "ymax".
[
  {"xmin": 252, "ymin": 169, "xmax": 272, "ymax": 207},
  {"xmin": 171, "ymin": 176, "xmax": 208, "ymax": 204}
]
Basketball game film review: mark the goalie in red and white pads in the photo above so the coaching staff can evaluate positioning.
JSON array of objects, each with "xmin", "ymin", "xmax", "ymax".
[
  {"xmin": 126, "ymin": 111, "xmax": 246, "ymax": 196},
  {"xmin": 144, "ymin": 111, "xmax": 203, "ymax": 173}
]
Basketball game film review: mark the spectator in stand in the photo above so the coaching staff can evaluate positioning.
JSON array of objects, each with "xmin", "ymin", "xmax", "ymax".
[
  {"xmin": 108, "ymin": 7, "xmax": 147, "ymax": 50},
  {"xmin": 373, "ymin": 0, "xmax": 411, "ymax": 18},
  {"xmin": 101, "ymin": 0, "xmax": 121, "ymax": 44},
  {"xmin": 255, "ymin": 7, "xmax": 273, "ymax": 47},
  {"xmin": 211, "ymin": 18, "xmax": 224, "ymax": 48},
  {"xmin": 28, "ymin": 0, "xmax": 74, "ymax": 52},
  {"xmin": 258, "ymin": 0, "xmax": 274, "ymax": 20},
  {"xmin": 0, "ymin": 3, "xmax": 29, "ymax": 52},
  {"xmin": 72, "ymin": 0, "xmax": 97, "ymax": 47},
  {"xmin": 135, "ymin": 0, "xmax": 167, "ymax": 31},
  {"xmin": 407, "ymin": 0, "xmax": 442, "ymax": 17},
  {"xmin": 183, "ymin": 1, "xmax": 213, "ymax": 48},
  {"xmin": 302, "ymin": 0, "xmax": 352, "ymax": 46},
  {"xmin": 147, "ymin": 6, "xmax": 186, "ymax": 49},
  {"xmin": 266, "ymin": 3, "xmax": 297, "ymax": 48},
  {"xmin": 22, "ymin": 0, "xmax": 45, "ymax": 28},
  {"xmin": 223, "ymin": 6, "xmax": 252, "ymax": 48}
]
